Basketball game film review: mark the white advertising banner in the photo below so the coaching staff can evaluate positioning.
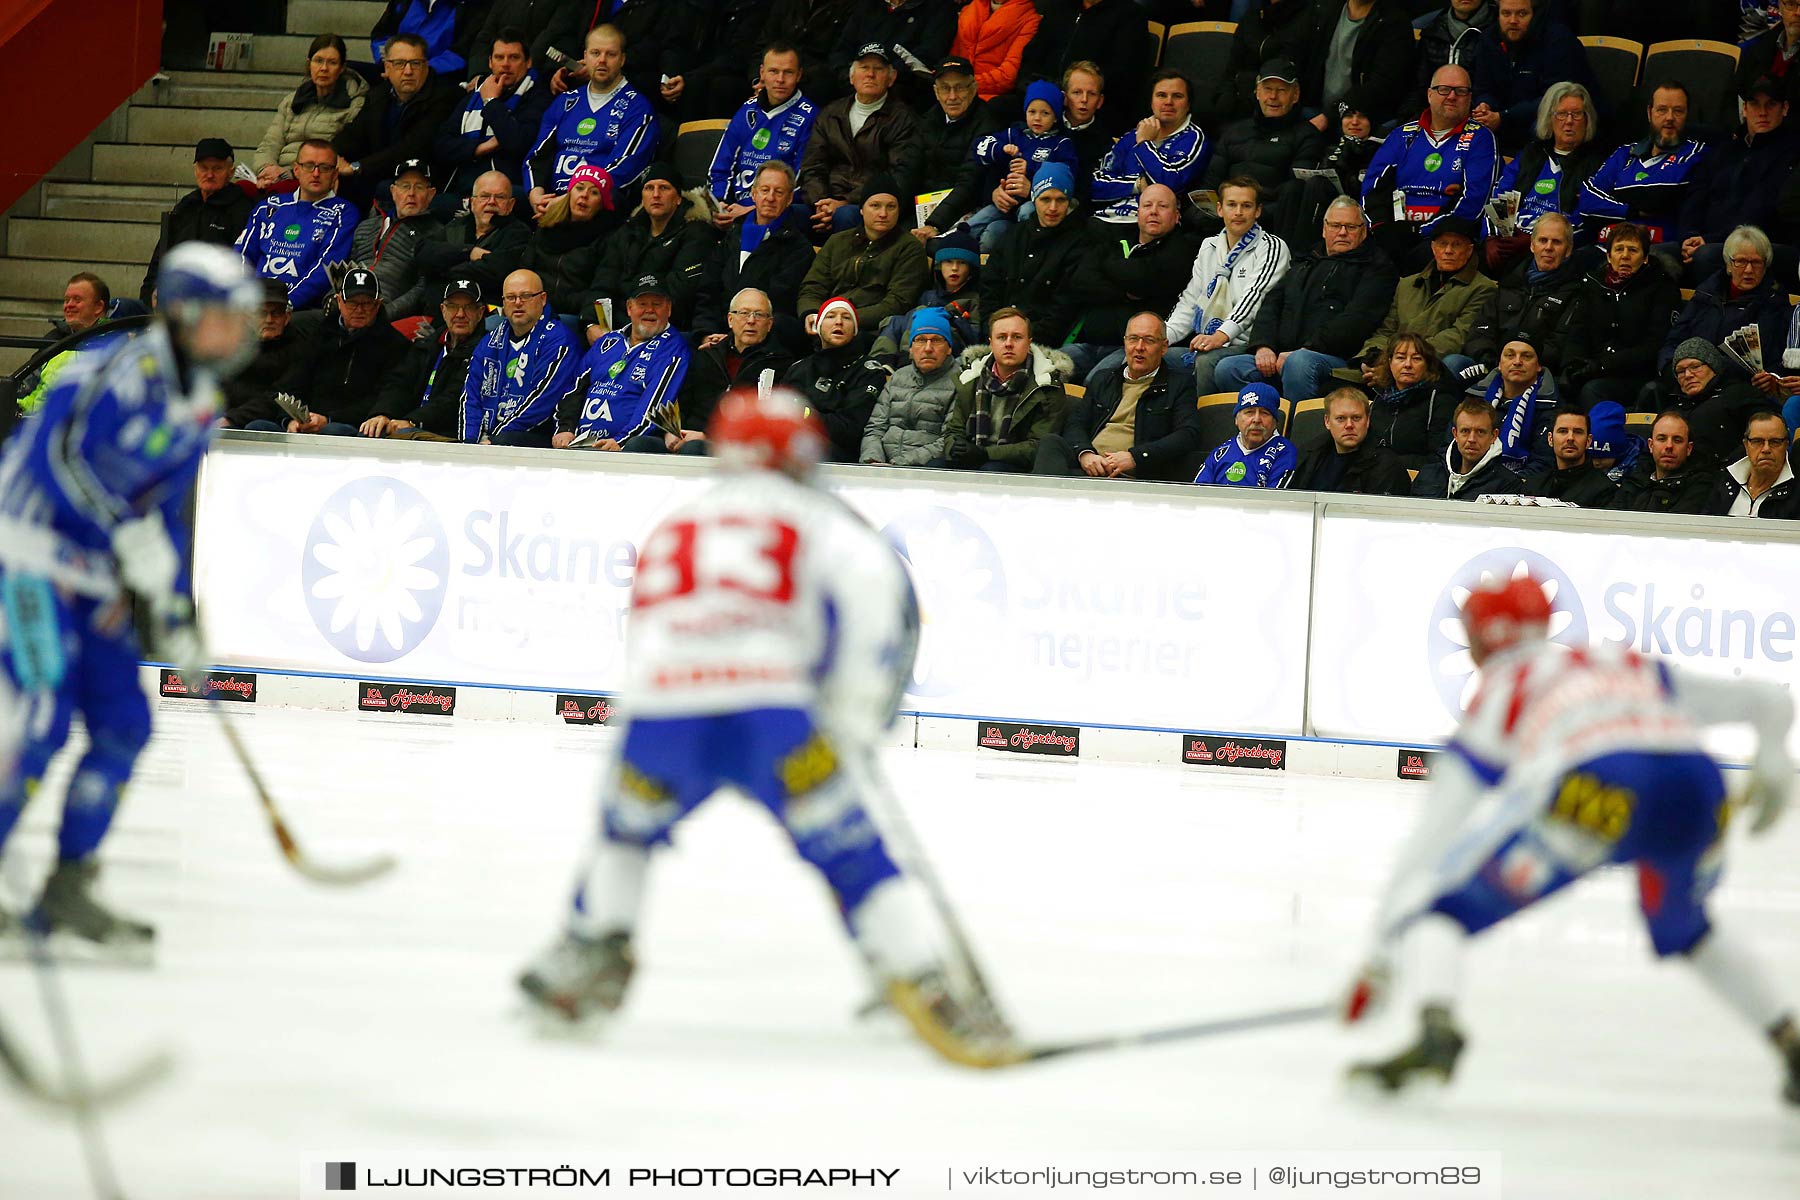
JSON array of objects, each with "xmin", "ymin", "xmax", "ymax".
[
  {"xmin": 195, "ymin": 445, "xmax": 1313, "ymax": 734},
  {"xmin": 1309, "ymin": 510, "xmax": 1800, "ymax": 750}
]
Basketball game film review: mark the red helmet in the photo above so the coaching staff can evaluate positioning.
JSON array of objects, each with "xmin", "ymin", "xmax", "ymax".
[
  {"xmin": 1461, "ymin": 574, "xmax": 1552, "ymax": 660},
  {"xmin": 708, "ymin": 386, "xmax": 828, "ymax": 476}
]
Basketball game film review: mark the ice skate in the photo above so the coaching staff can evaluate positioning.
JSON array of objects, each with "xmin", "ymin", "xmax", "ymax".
[
  {"xmin": 887, "ymin": 968, "xmax": 1026, "ymax": 1069},
  {"xmin": 28, "ymin": 859, "xmax": 155, "ymax": 966},
  {"xmin": 1348, "ymin": 1005, "xmax": 1465, "ymax": 1093},
  {"xmin": 1777, "ymin": 1021, "xmax": 1800, "ymax": 1106},
  {"xmin": 518, "ymin": 930, "xmax": 635, "ymax": 1025}
]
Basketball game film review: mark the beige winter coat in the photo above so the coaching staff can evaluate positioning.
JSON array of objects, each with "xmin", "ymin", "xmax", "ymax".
[{"xmin": 255, "ymin": 74, "xmax": 370, "ymax": 173}]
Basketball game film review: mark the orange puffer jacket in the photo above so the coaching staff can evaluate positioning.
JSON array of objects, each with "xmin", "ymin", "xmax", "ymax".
[{"xmin": 951, "ymin": 0, "xmax": 1042, "ymax": 99}]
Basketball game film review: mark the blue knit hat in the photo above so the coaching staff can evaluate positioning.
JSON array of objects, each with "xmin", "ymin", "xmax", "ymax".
[
  {"xmin": 1587, "ymin": 400, "xmax": 1627, "ymax": 456},
  {"xmin": 1235, "ymin": 382, "xmax": 1280, "ymax": 414},
  {"xmin": 1024, "ymin": 80, "xmax": 1064, "ymax": 120},
  {"xmin": 908, "ymin": 307, "xmax": 954, "ymax": 344},
  {"xmin": 1030, "ymin": 161, "xmax": 1075, "ymax": 202},
  {"xmin": 931, "ymin": 225, "xmax": 979, "ymax": 266}
]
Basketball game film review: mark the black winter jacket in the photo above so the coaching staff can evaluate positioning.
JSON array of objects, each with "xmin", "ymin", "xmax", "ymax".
[
  {"xmin": 1410, "ymin": 442, "xmax": 1524, "ymax": 501},
  {"xmin": 1215, "ymin": 0, "xmax": 1317, "ymax": 122},
  {"xmin": 1204, "ymin": 108, "xmax": 1326, "ymax": 193},
  {"xmin": 413, "ymin": 211, "xmax": 531, "ymax": 301},
  {"xmin": 1706, "ymin": 465, "xmax": 1800, "ymax": 519},
  {"xmin": 919, "ymin": 100, "xmax": 1006, "ymax": 226},
  {"xmin": 222, "ymin": 330, "xmax": 307, "ymax": 428},
  {"xmin": 696, "ymin": 210, "xmax": 818, "ymax": 349},
  {"xmin": 1463, "ymin": 255, "xmax": 1583, "ymax": 371},
  {"xmin": 1292, "ymin": 438, "xmax": 1412, "ymax": 494},
  {"xmin": 584, "ymin": 199, "xmax": 720, "ymax": 331},
  {"xmin": 1680, "ymin": 377, "xmax": 1770, "ymax": 471},
  {"xmin": 276, "ymin": 313, "xmax": 411, "ymax": 427},
  {"xmin": 372, "ymin": 328, "xmax": 479, "ymax": 436},
  {"xmin": 678, "ymin": 337, "xmax": 795, "ymax": 434},
  {"xmin": 1069, "ymin": 227, "xmax": 1204, "ymax": 349},
  {"xmin": 1415, "ymin": 1, "xmax": 1494, "ymax": 95},
  {"xmin": 828, "ymin": 0, "xmax": 957, "ymax": 106},
  {"xmin": 980, "ymin": 213, "xmax": 1093, "ymax": 347},
  {"xmin": 1562, "ymin": 259, "xmax": 1682, "ymax": 390},
  {"xmin": 1017, "ymin": 0, "xmax": 1151, "ymax": 134},
  {"xmin": 1689, "ymin": 122, "xmax": 1800, "ymax": 247},
  {"xmin": 761, "ymin": 0, "xmax": 858, "ymax": 88},
  {"xmin": 1303, "ymin": 0, "xmax": 1418, "ymax": 122},
  {"xmin": 1057, "ymin": 362, "xmax": 1201, "ymax": 481},
  {"xmin": 333, "ymin": 73, "xmax": 463, "ymax": 183},
  {"xmin": 1366, "ymin": 377, "xmax": 1461, "ymax": 465},
  {"xmin": 520, "ymin": 215, "xmax": 615, "ymax": 317},
  {"xmin": 1245, "ymin": 237, "xmax": 1397, "ymax": 358},
  {"xmin": 1661, "ymin": 270, "xmax": 1793, "ymax": 375},
  {"xmin": 779, "ymin": 340, "xmax": 892, "ymax": 461},
  {"xmin": 141, "ymin": 185, "xmax": 256, "ymax": 306},
  {"xmin": 471, "ymin": 0, "xmax": 587, "ymax": 75},
  {"xmin": 1609, "ymin": 459, "xmax": 1718, "ymax": 514},
  {"xmin": 1522, "ymin": 460, "xmax": 1619, "ymax": 507}
]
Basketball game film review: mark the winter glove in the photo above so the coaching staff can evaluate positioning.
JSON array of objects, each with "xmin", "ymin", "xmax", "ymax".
[
  {"xmin": 410, "ymin": 317, "xmax": 441, "ymax": 347},
  {"xmin": 1340, "ymin": 953, "xmax": 1393, "ymax": 1024},
  {"xmin": 948, "ymin": 444, "xmax": 989, "ymax": 469},
  {"xmin": 1742, "ymin": 743, "xmax": 1794, "ymax": 835}
]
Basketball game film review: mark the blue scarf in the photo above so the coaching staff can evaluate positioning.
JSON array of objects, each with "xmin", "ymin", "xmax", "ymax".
[
  {"xmin": 1201, "ymin": 225, "xmax": 1261, "ymax": 336},
  {"xmin": 1487, "ymin": 370, "xmax": 1545, "ymax": 461}
]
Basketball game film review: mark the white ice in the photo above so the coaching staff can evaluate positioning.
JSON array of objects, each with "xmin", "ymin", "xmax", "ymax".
[{"xmin": 2, "ymin": 705, "xmax": 1798, "ymax": 1199}]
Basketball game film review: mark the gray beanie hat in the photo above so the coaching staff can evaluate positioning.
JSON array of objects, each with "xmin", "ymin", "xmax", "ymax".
[{"xmin": 1672, "ymin": 337, "xmax": 1726, "ymax": 376}]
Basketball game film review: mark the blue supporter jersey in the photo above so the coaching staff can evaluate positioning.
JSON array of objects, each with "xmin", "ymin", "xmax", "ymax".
[
  {"xmin": 235, "ymin": 194, "xmax": 357, "ymax": 309},
  {"xmin": 1088, "ymin": 119, "xmax": 1210, "ymax": 223},
  {"xmin": 1361, "ymin": 117, "xmax": 1498, "ymax": 235},
  {"xmin": 525, "ymin": 82, "xmax": 658, "ymax": 196},
  {"xmin": 970, "ymin": 125, "xmax": 1080, "ymax": 188},
  {"xmin": 709, "ymin": 93, "xmax": 818, "ymax": 206},
  {"xmin": 1193, "ymin": 434, "xmax": 1296, "ymax": 488},
  {"xmin": 461, "ymin": 314, "xmax": 582, "ymax": 442},
  {"xmin": 1576, "ymin": 138, "xmax": 1709, "ymax": 244},
  {"xmin": 565, "ymin": 326, "xmax": 691, "ymax": 441},
  {"xmin": 0, "ymin": 326, "xmax": 216, "ymax": 600},
  {"xmin": 1495, "ymin": 153, "xmax": 1570, "ymax": 232}
]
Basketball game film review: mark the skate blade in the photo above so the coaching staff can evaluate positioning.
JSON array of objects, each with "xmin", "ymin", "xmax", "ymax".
[
  {"xmin": 1343, "ymin": 1063, "xmax": 1455, "ymax": 1102},
  {"xmin": 518, "ymin": 998, "xmax": 616, "ymax": 1040},
  {"xmin": 0, "ymin": 933, "xmax": 154, "ymax": 969}
]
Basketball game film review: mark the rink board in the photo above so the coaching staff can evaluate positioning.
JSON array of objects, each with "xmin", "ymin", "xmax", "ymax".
[{"xmin": 192, "ymin": 435, "xmax": 1800, "ymax": 761}]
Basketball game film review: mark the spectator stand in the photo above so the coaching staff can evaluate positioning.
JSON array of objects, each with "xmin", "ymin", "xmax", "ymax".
[
  {"xmin": 1197, "ymin": 390, "xmax": 1293, "ymax": 452},
  {"xmin": 1288, "ymin": 397, "xmax": 1328, "ymax": 450},
  {"xmin": 1641, "ymin": 40, "xmax": 1739, "ymax": 134},
  {"xmin": 1579, "ymin": 35, "xmax": 1642, "ymax": 125},
  {"xmin": 1145, "ymin": 21, "xmax": 1167, "ymax": 75},
  {"xmin": 674, "ymin": 120, "xmax": 732, "ymax": 196},
  {"xmin": 1163, "ymin": 22, "xmax": 1237, "ymax": 118}
]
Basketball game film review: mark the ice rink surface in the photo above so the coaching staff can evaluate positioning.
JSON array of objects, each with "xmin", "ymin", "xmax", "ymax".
[{"xmin": 2, "ymin": 705, "xmax": 1798, "ymax": 1199}]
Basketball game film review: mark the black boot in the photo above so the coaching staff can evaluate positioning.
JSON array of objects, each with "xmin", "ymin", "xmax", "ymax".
[{"xmin": 1349, "ymin": 1004, "xmax": 1466, "ymax": 1092}]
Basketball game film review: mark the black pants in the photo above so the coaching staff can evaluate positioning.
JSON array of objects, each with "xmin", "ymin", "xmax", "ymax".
[{"xmin": 1032, "ymin": 433, "xmax": 1086, "ymax": 475}]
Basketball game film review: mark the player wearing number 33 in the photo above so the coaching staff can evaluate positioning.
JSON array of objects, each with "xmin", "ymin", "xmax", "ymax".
[
  {"xmin": 1343, "ymin": 574, "xmax": 1800, "ymax": 1104},
  {"xmin": 0, "ymin": 243, "xmax": 262, "ymax": 961},
  {"xmin": 519, "ymin": 387, "xmax": 1024, "ymax": 1067}
]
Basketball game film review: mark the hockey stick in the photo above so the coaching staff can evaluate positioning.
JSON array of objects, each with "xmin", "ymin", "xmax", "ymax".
[
  {"xmin": 0, "ymin": 1007, "xmax": 172, "ymax": 1109},
  {"xmin": 212, "ymin": 707, "xmax": 397, "ymax": 886},
  {"xmin": 1023, "ymin": 1002, "xmax": 1335, "ymax": 1064}
]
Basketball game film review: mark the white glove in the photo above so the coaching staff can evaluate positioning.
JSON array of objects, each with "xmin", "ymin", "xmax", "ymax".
[
  {"xmin": 111, "ymin": 515, "xmax": 180, "ymax": 604},
  {"xmin": 156, "ymin": 605, "xmax": 209, "ymax": 681},
  {"xmin": 1742, "ymin": 744, "xmax": 1794, "ymax": 836}
]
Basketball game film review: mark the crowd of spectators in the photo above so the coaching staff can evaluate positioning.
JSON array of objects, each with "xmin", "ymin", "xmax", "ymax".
[{"xmin": 62, "ymin": 0, "xmax": 1800, "ymax": 522}]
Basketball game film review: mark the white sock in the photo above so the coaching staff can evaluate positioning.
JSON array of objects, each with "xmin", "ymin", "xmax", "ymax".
[
  {"xmin": 849, "ymin": 876, "xmax": 942, "ymax": 981},
  {"xmin": 568, "ymin": 836, "xmax": 650, "ymax": 939},
  {"xmin": 1687, "ymin": 923, "xmax": 1791, "ymax": 1035},
  {"xmin": 1402, "ymin": 912, "xmax": 1467, "ymax": 1012}
]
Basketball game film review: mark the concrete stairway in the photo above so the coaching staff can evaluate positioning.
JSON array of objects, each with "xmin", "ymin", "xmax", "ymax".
[{"xmin": 0, "ymin": 0, "xmax": 387, "ymax": 374}]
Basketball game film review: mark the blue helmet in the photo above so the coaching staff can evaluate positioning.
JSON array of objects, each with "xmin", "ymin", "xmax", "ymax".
[
  {"xmin": 156, "ymin": 243, "xmax": 262, "ymax": 373},
  {"xmin": 157, "ymin": 242, "xmax": 260, "ymax": 316}
]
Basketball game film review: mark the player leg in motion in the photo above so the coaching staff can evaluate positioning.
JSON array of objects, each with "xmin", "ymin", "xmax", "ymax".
[
  {"xmin": 1343, "ymin": 576, "xmax": 1800, "ymax": 1103},
  {"xmin": 0, "ymin": 244, "xmax": 260, "ymax": 960},
  {"xmin": 518, "ymin": 389, "xmax": 1023, "ymax": 1068}
]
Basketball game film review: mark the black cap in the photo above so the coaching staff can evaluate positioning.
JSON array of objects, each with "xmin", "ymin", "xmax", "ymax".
[
  {"xmin": 1502, "ymin": 329, "xmax": 1544, "ymax": 359},
  {"xmin": 1256, "ymin": 59, "xmax": 1300, "ymax": 84},
  {"xmin": 935, "ymin": 55, "xmax": 975, "ymax": 79},
  {"xmin": 1429, "ymin": 215, "xmax": 1481, "ymax": 243},
  {"xmin": 1741, "ymin": 74, "xmax": 1784, "ymax": 101},
  {"xmin": 340, "ymin": 268, "xmax": 380, "ymax": 299},
  {"xmin": 393, "ymin": 157, "xmax": 432, "ymax": 183},
  {"xmin": 855, "ymin": 41, "xmax": 896, "ymax": 65},
  {"xmin": 194, "ymin": 137, "xmax": 234, "ymax": 162},
  {"xmin": 629, "ymin": 274, "xmax": 670, "ymax": 300},
  {"xmin": 260, "ymin": 278, "xmax": 291, "ymax": 307},
  {"xmin": 639, "ymin": 161, "xmax": 685, "ymax": 192},
  {"xmin": 442, "ymin": 278, "xmax": 481, "ymax": 303}
]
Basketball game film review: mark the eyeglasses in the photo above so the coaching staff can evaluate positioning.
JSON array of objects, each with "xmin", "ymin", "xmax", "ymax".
[
  {"xmin": 728, "ymin": 309, "xmax": 773, "ymax": 320},
  {"xmin": 293, "ymin": 161, "xmax": 335, "ymax": 173},
  {"xmin": 501, "ymin": 291, "xmax": 545, "ymax": 303},
  {"xmin": 442, "ymin": 301, "xmax": 483, "ymax": 315},
  {"xmin": 1553, "ymin": 110, "xmax": 1587, "ymax": 121},
  {"xmin": 309, "ymin": 54, "xmax": 342, "ymax": 67},
  {"xmin": 1747, "ymin": 436, "xmax": 1787, "ymax": 448},
  {"xmin": 934, "ymin": 80, "xmax": 974, "ymax": 94},
  {"xmin": 1123, "ymin": 334, "xmax": 1166, "ymax": 346},
  {"xmin": 1429, "ymin": 85, "xmax": 1473, "ymax": 98},
  {"xmin": 472, "ymin": 191, "xmax": 511, "ymax": 203},
  {"xmin": 1728, "ymin": 256, "xmax": 1767, "ymax": 270},
  {"xmin": 1324, "ymin": 220, "xmax": 1363, "ymax": 232},
  {"xmin": 385, "ymin": 57, "xmax": 427, "ymax": 72},
  {"xmin": 1672, "ymin": 362, "xmax": 1711, "ymax": 376}
]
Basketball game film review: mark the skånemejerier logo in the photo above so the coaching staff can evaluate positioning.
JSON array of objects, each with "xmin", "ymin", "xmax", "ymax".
[
  {"xmin": 303, "ymin": 477, "xmax": 450, "ymax": 663},
  {"xmin": 881, "ymin": 506, "xmax": 1005, "ymax": 697},
  {"xmin": 1428, "ymin": 547, "xmax": 1585, "ymax": 715}
]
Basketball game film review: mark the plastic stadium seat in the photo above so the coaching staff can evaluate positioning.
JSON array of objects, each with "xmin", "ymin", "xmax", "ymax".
[
  {"xmin": 1195, "ymin": 391, "xmax": 1240, "ymax": 453},
  {"xmin": 1145, "ymin": 21, "xmax": 1166, "ymax": 70},
  {"xmin": 1642, "ymin": 40, "xmax": 1739, "ymax": 130},
  {"xmin": 1162, "ymin": 22, "xmax": 1237, "ymax": 91},
  {"xmin": 1625, "ymin": 412, "xmax": 1655, "ymax": 434},
  {"xmin": 1064, "ymin": 383, "xmax": 1086, "ymax": 399},
  {"xmin": 1288, "ymin": 397, "xmax": 1328, "ymax": 448},
  {"xmin": 390, "ymin": 315, "xmax": 432, "ymax": 340},
  {"xmin": 1579, "ymin": 36, "xmax": 1642, "ymax": 122},
  {"xmin": 673, "ymin": 120, "xmax": 730, "ymax": 193}
]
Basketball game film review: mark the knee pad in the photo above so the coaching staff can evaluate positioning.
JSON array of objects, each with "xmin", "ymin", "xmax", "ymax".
[{"xmin": 599, "ymin": 760, "xmax": 683, "ymax": 848}]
